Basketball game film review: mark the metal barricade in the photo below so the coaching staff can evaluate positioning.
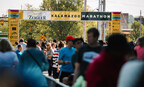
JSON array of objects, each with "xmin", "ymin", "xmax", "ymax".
[{"xmin": 45, "ymin": 76, "xmax": 67, "ymax": 87}]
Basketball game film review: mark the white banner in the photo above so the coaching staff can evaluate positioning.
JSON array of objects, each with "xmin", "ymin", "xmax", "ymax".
[{"xmin": 23, "ymin": 11, "xmax": 51, "ymax": 20}]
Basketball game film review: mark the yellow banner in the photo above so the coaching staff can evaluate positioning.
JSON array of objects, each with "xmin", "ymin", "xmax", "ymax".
[
  {"xmin": 112, "ymin": 19, "xmax": 121, "ymax": 21},
  {"xmin": 9, "ymin": 19, "xmax": 19, "ymax": 45},
  {"xmin": 112, "ymin": 28, "xmax": 121, "ymax": 33},
  {"xmin": 112, "ymin": 14, "xmax": 121, "ymax": 17},
  {"xmin": 19, "ymin": 10, "xmax": 23, "ymax": 19},
  {"xmin": 112, "ymin": 21, "xmax": 120, "ymax": 25},
  {"xmin": 109, "ymin": 21, "xmax": 112, "ymax": 35},
  {"xmin": 112, "ymin": 22, "xmax": 121, "ymax": 33},
  {"xmin": 8, "ymin": 12, "xmax": 19, "ymax": 15},
  {"xmin": 51, "ymin": 11, "xmax": 81, "ymax": 21}
]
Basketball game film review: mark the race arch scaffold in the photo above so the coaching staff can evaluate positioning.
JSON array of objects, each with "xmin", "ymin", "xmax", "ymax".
[{"xmin": 8, "ymin": 9, "xmax": 121, "ymax": 45}]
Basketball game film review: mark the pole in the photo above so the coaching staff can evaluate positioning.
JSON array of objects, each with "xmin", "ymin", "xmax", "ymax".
[
  {"xmin": 83, "ymin": 0, "xmax": 87, "ymax": 42},
  {"xmin": 103, "ymin": 0, "xmax": 106, "ymax": 41},
  {"xmin": 140, "ymin": 10, "xmax": 142, "ymax": 37},
  {"xmin": 98, "ymin": 0, "xmax": 102, "ymax": 40}
]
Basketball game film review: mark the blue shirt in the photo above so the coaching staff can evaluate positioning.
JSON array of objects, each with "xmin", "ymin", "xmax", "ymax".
[
  {"xmin": 15, "ymin": 50, "xmax": 22, "ymax": 71},
  {"xmin": 15, "ymin": 50, "xmax": 22, "ymax": 61},
  {"xmin": 0, "ymin": 51, "xmax": 18, "ymax": 68},
  {"xmin": 59, "ymin": 47, "xmax": 75, "ymax": 73},
  {"xmin": 21, "ymin": 48, "xmax": 48, "ymax": 87}
]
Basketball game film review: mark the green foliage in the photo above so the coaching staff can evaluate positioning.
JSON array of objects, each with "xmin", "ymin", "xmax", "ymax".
[
  {"xmin": 0, "ymin": 22, "xmax": 8, "ymax": 32},
  {"xmin": 40, "ymin": 0, "xmax": 84, "ymax": 40},
  {"xmin": 19, "ymin": 1, "xmax": 98, "ymax": 41},
  {"xmin": 130, "ymin": 21, "xmax": 144, "ymax": 41}
]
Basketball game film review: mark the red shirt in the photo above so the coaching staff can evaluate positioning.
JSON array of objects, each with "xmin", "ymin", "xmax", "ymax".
[
  {"xmin": 85, "ymin": 50, "xmax": 126, "ymax": 87},
  {"xmin": 134, "ymin": 45, "xmax": 144, "ymax": 60}
]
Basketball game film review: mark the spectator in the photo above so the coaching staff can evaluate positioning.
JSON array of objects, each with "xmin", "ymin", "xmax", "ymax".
[
  {"xmin": 58, "ymin": 36, "xmax": 75, "ymax": 82},
  {"xmin": 73, "ymin": 28, "xmax": 102, "ymax": 84},
  {"xmin": 0, "ymin": 39, "xmax": 18, "ymax": 69},
  {"xmin": 86, "ymin": 34, "xmax": 130, "ymax": 87},
  {"xmin": 19, "ymin": 38, "xmax": 27, "ymax": 53},
  {"xmin": 20, "ymin": 39, "xmax": 48, "ymax": 87}
]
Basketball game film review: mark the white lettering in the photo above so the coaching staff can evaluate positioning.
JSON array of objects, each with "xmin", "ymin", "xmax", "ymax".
[
  {"xmin": 93, "ymin": 15, "xmax": 96, "ymax": 18},
  {"xmin": 82, "ymin": 15, "xmax": 85, "ymax": 18},
  {"xmin": 86, "ymin": 15, "xmax": 89, "ymax": 18},
  {"xmin": 90, "ymin": 15, "xmax": 93, "ymax": 18}
]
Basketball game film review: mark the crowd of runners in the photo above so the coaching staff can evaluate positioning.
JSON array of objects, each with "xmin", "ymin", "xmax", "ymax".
[{"xmin": 0, "ymin": 27, "xmax": 144, "ymax": 87}]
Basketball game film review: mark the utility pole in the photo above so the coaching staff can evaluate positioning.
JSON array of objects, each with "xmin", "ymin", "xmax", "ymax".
[
  {"xmin": 103, "ymin": 0, "xmax": 106, "ymax": 41},
  {"xmin": 83, "ymin": 0, "xmax": 87, "ymax": 42},
  {"xmin": 98, "ymin": 0, "xmax": 102, "ymax": 40},
  {"xmin": 98, "ymin": 0, "xmax": 106, "ymax": 40},
  {"xmin": 140, "ymin": 10, "xmax": 142, "ymax": 37}
]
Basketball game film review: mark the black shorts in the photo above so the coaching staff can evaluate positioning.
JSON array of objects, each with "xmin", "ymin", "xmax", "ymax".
[
  {"xmin": 52, "ymin": 67, "xmax": 59, "ymax": 79},
  {"xmin": 59, "ymin": 71, "xmax": 72, "ymax": 82}
]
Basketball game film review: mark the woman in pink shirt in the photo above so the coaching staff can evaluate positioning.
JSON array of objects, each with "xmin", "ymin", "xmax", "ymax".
[{"xmin": 134, "ymin": 37, "xmax": 144, "ymax": 60}]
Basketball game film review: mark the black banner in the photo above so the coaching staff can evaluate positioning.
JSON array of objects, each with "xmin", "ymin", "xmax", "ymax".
[{"xmin": 81, "ymin": 12, "xmax": 111, "ymax": 21}]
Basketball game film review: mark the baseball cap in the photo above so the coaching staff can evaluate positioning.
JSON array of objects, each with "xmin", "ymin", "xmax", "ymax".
[{"xmin": 66, "ymin": 36, "xmax": 75, "ymax": 42}]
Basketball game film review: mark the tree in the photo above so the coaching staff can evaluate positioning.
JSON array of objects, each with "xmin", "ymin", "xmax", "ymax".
[
  {"xmin": 0, "ymin": 22, "xmax": 8, "ymax": 32},
  {"xmin": 130, "ymin": 21, "xmax": 144, "ymax": 41},
  {"xmin": 19, "ymin": 1, "xmax": 99, "ymax": 41},
  {"xmin": 40, "ymin": 0, "xmax": 84, "ymax": 40}
]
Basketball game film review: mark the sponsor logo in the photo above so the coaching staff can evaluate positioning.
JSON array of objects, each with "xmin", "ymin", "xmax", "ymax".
[{"xmin": 29, "ymin": 15, "xmax": 46, "ymax": 20}]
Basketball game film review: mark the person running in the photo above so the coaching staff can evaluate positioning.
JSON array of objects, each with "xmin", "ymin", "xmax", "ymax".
[
  {"xmin": 0, "ymin": 39, "xmax": 19, "ymax": 69},
  {"xmin": 86, "ymin": 34, "xmax": 130, "ymax": 87},
  {"xmin": 73, "ymin": 28, "xmax": 102, "ymax": 84},
  {"xmin": 19, "ymin": 38, "xmax": 27, "ymax": 53},
  {"xmin": 71, "ymin": 38, "xmax": 84, "ymax": 70},
  {"xmin": 36, "ymin": 42, "xmax": 42, "ymax": 51},
  {"xmin": 51, "ymin": 43, "xmax": 59, "ymax": 79},
  {"xmin": 58, "ymin": 41, "xmax": 64, "ymax": 50},
  {"xmin": 134, "ymin": 36, "xmax": 144, "ymax": 60},
  {"xmin": 15, "ymin": 45, "xmax": 23, "ymax": 60},
  {"xmin": 20, "ymin": 39, "xmax": 48, "ymax": 87},
  {"xmin": 14, "ymin": 41, "xmax": 19, "ymax": 50},
  {"xmin": 46, "ymin": 43, "xmax": 54, "ymax": 76},
  {"xmin": 58, "ymin": 36, "xmax": 75, "ymax": 82}
]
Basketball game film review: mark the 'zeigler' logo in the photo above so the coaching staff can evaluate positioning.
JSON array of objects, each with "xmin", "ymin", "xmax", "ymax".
[{"xmin": 28, "ymin": 15, "xmax": 46, "ymax": 20}]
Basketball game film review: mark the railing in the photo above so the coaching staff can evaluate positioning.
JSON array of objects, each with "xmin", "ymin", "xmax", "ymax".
[{"xmin": 45, "ymin": 76, "xmax": 67, "ymax": 87}]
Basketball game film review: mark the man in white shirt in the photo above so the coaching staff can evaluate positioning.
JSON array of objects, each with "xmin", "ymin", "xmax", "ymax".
[{"xmin": 19, "ymin": 38, "xmax": 27, "ymax": 53}]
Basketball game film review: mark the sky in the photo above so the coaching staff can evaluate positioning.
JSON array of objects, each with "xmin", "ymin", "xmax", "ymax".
[{"xmin": 0, "ymin": 0, "xmax": 144, "ymax": 17}]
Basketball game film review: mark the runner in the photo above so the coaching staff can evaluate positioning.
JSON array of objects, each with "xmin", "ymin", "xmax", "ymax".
[
  {"xmin": 20, "ymin": 39, "xmax": 48, "ymax": 87},
  {"xmin": 71, "ymin": 38, "xmax": 84, "ymax": 70},
  {"xmin": 51, "ymin": 43, "xmax": 59, "ymax": 79},
  {"xmin": 86, "ymin": 34, "xmax": 130, "ymax": 87},
  {"xmin": 73, "ymin": 28, "xmax": 102, "ymax": 85},
  {"xmin": 46, "ymin": 43, "xmax": 54, "ymax": 76},
  {"xmin": 0, "ymin": 39, "xmax": 18, "ymax": 69},
  {"xmin": 15, "ymin": 45, "xmax": 23, "ymax": 62},
  {"xmin": 58, "ymin": 36, "xmax": 75, "ymax": 82},
  {"xmin": 19, "ymin": 38, "xmax": 27, "ymax": 53}
]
